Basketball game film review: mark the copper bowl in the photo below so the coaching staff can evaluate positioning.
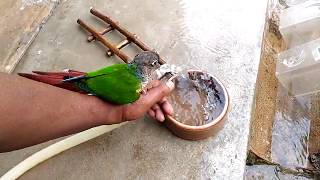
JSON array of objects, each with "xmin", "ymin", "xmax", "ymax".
[{"xmin": 164, "ymin": 70, "xmax": 230, "ymax": 140}]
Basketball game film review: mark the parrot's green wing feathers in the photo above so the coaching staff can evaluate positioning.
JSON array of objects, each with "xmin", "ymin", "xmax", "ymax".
[
  {"xmin": 18, "ymin": 51, "xmax": 159, "ymax": 105},
  {"xmin": 83, "ymin": 64, "xmax": 142, "ymax": 104}
]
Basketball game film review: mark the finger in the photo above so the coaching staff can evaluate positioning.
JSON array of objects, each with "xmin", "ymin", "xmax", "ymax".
[
  {"xmin": 150, "ymin": 80, "xmax": 160, "ymax": 88},
  {"xmin": 132, "ymin": 81, "xmax": 174, "ymax": 116},
  {"xmin": 155, "ymin": 108, "xmax": 165, "ymax": 122},
  {"xmin": 139, "ymin": 81, "xmax": 175, "ymax": 110},
  {"xmin": 159, "ymin": 97, "xmax": 167, "ymax": 104},
  {"xmin": 151, "ymin": 104, "xmax": 161, "ymax": 111},
  {"xmin": 147, "ymin": 80, "xmax": 160, "ymax": 90},
  {"xmin": 148, "ymin": 109, "xmax": 156, "ymax": 118},
  {"xmin": 151, "ymin": 104, "xmax": 165, "ymax": 122},
  {"xmin": 162, "ymin": 101, "xmax": 174, "ymax": 116},
  {"xmin": 157, "ymin": 97, "xmax": 174, "ymax": 116}
]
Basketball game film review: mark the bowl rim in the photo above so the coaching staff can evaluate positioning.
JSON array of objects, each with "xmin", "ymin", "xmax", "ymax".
[{"xmin": 165, "ymin": 69, "xmax": 230, "ymax": 130}]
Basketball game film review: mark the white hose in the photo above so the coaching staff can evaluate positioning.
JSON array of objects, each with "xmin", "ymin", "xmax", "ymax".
[{"xmin": 0, "ymin": 123, "xmax": 126, "ymax": 180}]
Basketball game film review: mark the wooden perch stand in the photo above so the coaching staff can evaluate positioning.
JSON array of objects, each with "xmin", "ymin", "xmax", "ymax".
[{"xmin": 77, "ymin": 8, "xmax": 166, "ymax": 65}]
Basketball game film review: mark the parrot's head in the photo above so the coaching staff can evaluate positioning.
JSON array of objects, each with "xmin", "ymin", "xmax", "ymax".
[{"xmin": 131, "ymin": 51, "xmax": 161, "ymax": 82}]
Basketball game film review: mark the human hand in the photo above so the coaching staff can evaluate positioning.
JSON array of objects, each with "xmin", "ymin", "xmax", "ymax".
[
  {"xmin": 0, "ymin": 73, "xmax": 174, "ymax": 151},
  {"xmin": 119, "ymin": 80, "xmax": 175, "ymax": 122}
]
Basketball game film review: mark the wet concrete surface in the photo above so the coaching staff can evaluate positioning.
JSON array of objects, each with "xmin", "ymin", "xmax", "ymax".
[
  {"xmin": 247, "ymin": 0, "xmax": 320, "ymax": 178},
  {"xmin": 245, "ymin": 164, "xmax": 315, "ymax": 180},
  {"xmin": 0, "ymin": 0, "xmax": 267, "ymax": 179}
]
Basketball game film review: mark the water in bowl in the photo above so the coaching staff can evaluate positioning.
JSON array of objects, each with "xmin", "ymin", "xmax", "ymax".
[{"xmin": 168, "ymin": 71, "xmax": 225, "ymax": 126}]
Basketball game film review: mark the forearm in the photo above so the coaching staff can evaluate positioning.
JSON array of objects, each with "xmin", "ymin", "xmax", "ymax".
[{"xmin": 0, "ymin": 73, "xmax": 121, "ymax": 152}]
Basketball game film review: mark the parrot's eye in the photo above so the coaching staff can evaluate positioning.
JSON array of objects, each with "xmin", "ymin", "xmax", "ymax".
[{"xmin": 151, "ymin": 60, "xmax": 157, "ymax": 66}]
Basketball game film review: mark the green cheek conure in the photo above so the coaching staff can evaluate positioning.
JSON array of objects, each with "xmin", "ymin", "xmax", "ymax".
[{"xmin": 19, "ymin": 51, "xmax": 161, "ymax": 104}]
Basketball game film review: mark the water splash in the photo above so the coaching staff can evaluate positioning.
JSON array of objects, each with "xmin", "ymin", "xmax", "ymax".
[{"xmin": 20, "ymin": 0, "xmax": 58, "ymax": 10}]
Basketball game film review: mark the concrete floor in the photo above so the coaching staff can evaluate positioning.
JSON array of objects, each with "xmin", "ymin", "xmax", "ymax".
[
  {"xmin": 0, "ymin": 0, "xmax": 268, "ymax": 179},
  {"xmin": 0, "ymin": 0, "xmax": 59, "ymax": 73}
]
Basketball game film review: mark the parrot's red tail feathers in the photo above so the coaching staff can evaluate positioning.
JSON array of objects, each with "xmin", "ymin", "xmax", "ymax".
[
  {"xmin": 18, "ymin": 70, "xmax": 87, "ymax": 93},
  {"xmin": 31, "ymin": 70, "xmax": 85, "ymax": 77}
]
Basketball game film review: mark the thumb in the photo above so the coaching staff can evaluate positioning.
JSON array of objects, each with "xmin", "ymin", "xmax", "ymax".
[
  {"xmin": 122, "ymin": 81, "xmax": 175, "ymax": 121},
  {"xmin": 139, "ymin": 80, "xmax": 175, "ymax": 107}
]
